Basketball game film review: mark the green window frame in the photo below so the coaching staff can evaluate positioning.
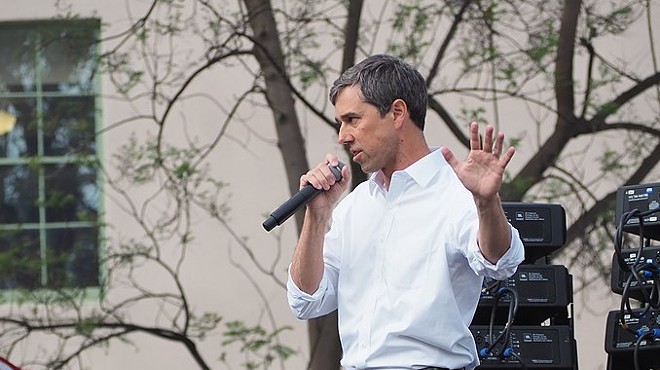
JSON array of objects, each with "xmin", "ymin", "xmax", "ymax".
[{"xmin": 0, "ymin": 19, "xmax": 102, "ymax": 290}]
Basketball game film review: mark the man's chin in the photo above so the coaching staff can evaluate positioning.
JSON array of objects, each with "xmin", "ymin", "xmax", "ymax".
[
  {"xmin": 352, "ymin": 155, "xmax": 375, "ymax": 173},
  {"xmin": 357, "ymin": 162, "xmax": 375, "ymax": 174}
]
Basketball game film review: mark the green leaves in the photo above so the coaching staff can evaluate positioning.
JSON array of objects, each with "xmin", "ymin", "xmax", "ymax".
[
  {"xmin": 387, "ymin": 1, "xmax": 437, "ymax": 61},
  {"xmin": 190, "ymin": 312, "xmax": 222, "ymax": 339},
  {"xmin": 586, "ymin": 4, "xmax": 636, "ymax": 36},
  {"xmin": 220, "ymin": 320, "xmax": 295, "ymax": 369}
]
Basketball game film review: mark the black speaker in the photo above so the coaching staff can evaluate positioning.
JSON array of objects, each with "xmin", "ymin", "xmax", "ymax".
[
  {"xmin": 615, "ymin": 182, "xmax": 660, "ymax": 241},
  {"xmin": 474, "ymin": 265, "xmax": 572, "ymax": 325},
  {"xmin": 502, "ymin": 202, "xmax": 566, "ymax": 263},
  {"xmin": 604, "ymin": 308, "xmax": 660, "ymax": 369}
]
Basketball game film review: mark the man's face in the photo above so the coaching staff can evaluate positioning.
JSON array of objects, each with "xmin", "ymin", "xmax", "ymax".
[{"xmin": 334, "ymin": 85, "xmax": 398, "ymax": 174}]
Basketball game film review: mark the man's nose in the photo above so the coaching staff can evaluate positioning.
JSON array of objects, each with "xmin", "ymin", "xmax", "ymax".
[{"xmin": 337, "ymin": 124, "xmax": 352, "ymax": 144}]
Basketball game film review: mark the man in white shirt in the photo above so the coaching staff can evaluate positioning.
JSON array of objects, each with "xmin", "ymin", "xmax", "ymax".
[{"xmin": 287, "ymin": 54, "xmax": 524, "ymax": 370}]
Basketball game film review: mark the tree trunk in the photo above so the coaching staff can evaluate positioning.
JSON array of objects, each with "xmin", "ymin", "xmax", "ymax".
[
  {"xmin": 501, "ymin": 0, "xmax": 582, "ymax": 200},
  {"xmin": 243, "ymin": 0, "xmax": 342, "ymax": 369},
  {"xmin": 243, "ymin": 0, "xmax": 310, "ymax": 227},
  {"xmin": 307, "ymin": 310, "xmax": 342, "ymax": 370},
  {"xmin": 340, "ymin": 0, "xmax": 367, "ymax": 189}
]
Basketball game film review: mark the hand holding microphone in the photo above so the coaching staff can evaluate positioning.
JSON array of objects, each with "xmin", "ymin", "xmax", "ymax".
[{"xmin": 263, "ymin": 159, "xmax": 347, "ymax": 232}]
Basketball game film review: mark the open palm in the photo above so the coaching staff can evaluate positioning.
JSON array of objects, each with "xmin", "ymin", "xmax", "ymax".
[{"xmin": 441, "ymin": 122, "xmax": 515, "ymax": 201}]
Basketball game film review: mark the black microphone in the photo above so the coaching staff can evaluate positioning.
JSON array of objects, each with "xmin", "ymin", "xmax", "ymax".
[{"xmin": 262, "ymin": 162, "xmax": 345, "ymax": 232}]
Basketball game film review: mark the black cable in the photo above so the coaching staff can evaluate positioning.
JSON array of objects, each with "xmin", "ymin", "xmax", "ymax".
[
  {"xmin": 616, "ymin": 209, "xmax": 642, "ymax": 270},
  {"xmin": 485, "ymin": 287, "xmax": 519, "ymax": 356},
  {"xmin": 509, "ymin": 350, "xmax": 528, "ymax": 370},
  {"xmin": 619, "ymin": 260, "xmax": 658, "ymax": 328},
  {"xmin": 635, "ymin": 262, "xmax": 660, "ymax": 310},
  {"xmin": 482, "ymin": 278, "xmax": 502, "ymax": 293},
  {"xmin": 482, "ymin": 278, "xmax": 502, "ymax": 357},
  {"xmin": 634, "ymin": 331, "xmax": 655, "ymax": 370},
  {"xmin": 616, "ymin": 208, "xmax": 660, "ymax": 326},
  {"xmin": 614, "ymin": 199, "xmax": 660, "ymax": 370},
  {"xmin": 620, "ymin": 272, "xmax": 636, "ymax": 327},
  {"xmin": 486, "ymin": 285, "xmax": 500, "ymax": 357},
  {"xmin": 618, "ymin": 252, "xmax": 660, "ymax": 325},
  {"xmin": 501, "ymin": 286, "xmax": 519, "ymax": 354}
]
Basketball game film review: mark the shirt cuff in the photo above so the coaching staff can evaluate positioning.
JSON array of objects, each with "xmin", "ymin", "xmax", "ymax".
[
  {"xmin": 286, "ymin": 265, "xmax": 329, "ymax": 301},
  {"xmin": 286, "ymin": 264, "xmax": 336, "ymax": 319},
  {"xmin": 468, "ymin": 225, "xmax": 525, "ymax": 280}
]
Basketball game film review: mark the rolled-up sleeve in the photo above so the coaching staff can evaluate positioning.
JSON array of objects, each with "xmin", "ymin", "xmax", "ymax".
[
  {"xmin": 467, "ymin": 225, "xmax": 525, "ymax": 280},
  {"xmin": 287, "ymin": 264, "xmax": 339, "ymax": 319},
  {"xmin": 287, "ymin": 213, "xmax": 342, "ymax": 320}
]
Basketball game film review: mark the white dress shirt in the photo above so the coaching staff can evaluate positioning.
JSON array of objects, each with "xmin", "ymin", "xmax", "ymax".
[{"xmin": 287, "ymin": 148, "xmax": 525, "ymax": 370}]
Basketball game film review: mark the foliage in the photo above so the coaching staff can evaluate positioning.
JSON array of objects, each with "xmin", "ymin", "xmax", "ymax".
[
  {"xmin": 220, "ymin": 321, "xmax": 295, "ymax": 369},
  {"xmin": 0, "ymin": 0, "xmax": 658, "ymax": 369}
]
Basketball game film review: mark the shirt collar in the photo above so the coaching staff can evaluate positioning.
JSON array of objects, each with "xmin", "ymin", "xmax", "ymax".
[{"xmin": 368, "ymin": 147, "xmax": 448, "ymax": 192}]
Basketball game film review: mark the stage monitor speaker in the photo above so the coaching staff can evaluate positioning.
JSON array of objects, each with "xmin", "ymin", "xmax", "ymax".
[
  {"xmin": 474, "ymin": 265, "xmax": 572, "ymax": 325},
  {"xmin": 470, "ymin": 325, "xmax": 576, "ymax": 369},
  {"xmin": 615, "ymin": 182, "xmax": 660, "ymax": 241},
  {"xmin": 604, "ymin": 308, "xmax": 660, "ymax": 369},
  {"xmin": 610, "ymin": 245, "xmax": 660, "ymax": 301},
  {"xmin": 502, "ymin": 202, "xmax": 566, "ymax": 263}
]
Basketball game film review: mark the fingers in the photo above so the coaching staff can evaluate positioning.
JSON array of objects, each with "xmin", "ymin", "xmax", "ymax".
[
  {"xmin": 301, "ymin": 165, "xmax": 336, "ymax": 191},
  {"xmin": 482, "ymin": 125, "xmax": 494, "ymax": 153},
  {"xmin": 325, "ymin": 153, "xmax": 351, "ymax": 186},
  {"xmin": 473, "ymin": 122, "xmax": 498, "ymax": 153},
  {"xmin": 340, "ymin": 163, "xmax": 351, "ymax": 185},
  {"xmin": 471, "ymin": 122, "xmax": 506, "ymax": 158},
  {"xmin": 468, "ymin": 122, "xmax": 516, "ymax": 170},
  {"xmin": 493, "ymin": 132, "xmax": 504, "ymax": 157},
  {"xmin": 324, "ymin": 153, "xmax": 342, "ymax": 169},
  {"xmin": 469, "ymin": 122, "xmax": 481, "ymax": 151},
  {"xmin": 300, "ymin": 154, "xmax": 345, "ymax": 191},
  {"xmin": 499, "ymin": 146, "xmax": 516, "ymax": 168}
]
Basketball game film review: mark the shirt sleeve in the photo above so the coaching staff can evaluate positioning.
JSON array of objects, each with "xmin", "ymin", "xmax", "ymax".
[
  {"xmin": 286, "ymin": 210, "xmax": 343, "ymax": 320},
  {"xmin": 467, "ymin": 224, "xmax": 525, "ymax": 280},
  {"xmin": 287, "ymin": 264, "xmax": 339, "ymax": 319}
]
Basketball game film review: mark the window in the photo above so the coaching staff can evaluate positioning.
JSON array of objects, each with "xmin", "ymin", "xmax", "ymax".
[{"xmin": 0, "ymin": 20, "xmax": 101, "ymax": 289}]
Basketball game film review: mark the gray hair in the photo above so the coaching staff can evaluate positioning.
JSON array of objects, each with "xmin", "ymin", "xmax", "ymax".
[{"xmin": 329, "ymin": 54, "xmax": 427, "ymax": 130}]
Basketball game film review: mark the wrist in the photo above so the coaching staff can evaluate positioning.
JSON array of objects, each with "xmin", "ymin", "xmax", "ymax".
[
  {"xmin": 304, "ymin": 206, "xmax": 333, "ymax": 225},
  {"xmin": 474, "ymin": 193, "xmax": 501, "ymax": 212}
]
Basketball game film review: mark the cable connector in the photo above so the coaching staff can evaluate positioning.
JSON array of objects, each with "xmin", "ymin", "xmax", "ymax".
[
  {"xmin": 640, "ymin": 270, "xmax": 653, "ymax": 278},
  {"xmin": 636, "ymin": 327, "xmax": 660, "ymax": 338}
]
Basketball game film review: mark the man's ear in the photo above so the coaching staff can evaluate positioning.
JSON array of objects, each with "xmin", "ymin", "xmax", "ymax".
[{"xmin": 390, "ymin": 98, "xmax": 408, "ymax": 129}]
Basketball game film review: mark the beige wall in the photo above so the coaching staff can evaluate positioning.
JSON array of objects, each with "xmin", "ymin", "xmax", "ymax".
[
  {"xmin": 1, "ymin": 1, "xmax": 658, "ymax": 369},
  {"xmin": 1, "ymin": 1, "xmax": 310, "ymax": 368}
]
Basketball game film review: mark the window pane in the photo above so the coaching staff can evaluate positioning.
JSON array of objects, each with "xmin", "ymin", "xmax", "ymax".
[
  {"xmin": 0, "ymin": 27, "xmax": 36, "ymax": 93},
  {"xmin": 43, "ymin": 97, "xmax": 96, "ymax": 156},
  {"xmin": 45, "ymin": 163, "xmax": 98, "ymax": 223},
  {"xmin": 40, "ymin": 26, "xmax": 96, "ymax": 94},
  {"xmin": 47, "ymin": 227, "xmax": 98, "ymax": 288},
  {"xmin": 0, "ymin": 165, "xmax": 39, "ymax": 224},
  {"xmin": 0, "ymin": 20, "xmax": 101, "ymax": 290},
  {"xmin": 0, "ymin": 229, "xmax": 41, "ymax": 289},
  {"xmin": 0, "ymin": 98, "xmax": 38, "ymax": 158}
]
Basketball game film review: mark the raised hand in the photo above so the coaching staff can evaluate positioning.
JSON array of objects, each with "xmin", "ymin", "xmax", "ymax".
[{"xmin": 440, "ymin": 122, "xmax": 515, "ymax": 202}]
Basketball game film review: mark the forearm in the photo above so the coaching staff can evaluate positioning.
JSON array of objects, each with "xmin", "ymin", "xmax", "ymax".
[
  {"xmin": 290, "ymin": 210, "xmax": 331, "ymax": 294},
  {"xmin": 475, "ymin": 194, "xmax": 512, "ymax": 264}
]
